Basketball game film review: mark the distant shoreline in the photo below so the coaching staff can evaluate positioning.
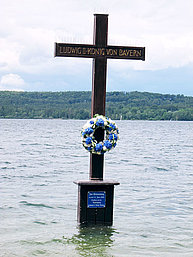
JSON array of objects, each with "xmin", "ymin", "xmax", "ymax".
[{"xmin": 0, "ymin": 91, "xmax": 193, "ymax": 121}]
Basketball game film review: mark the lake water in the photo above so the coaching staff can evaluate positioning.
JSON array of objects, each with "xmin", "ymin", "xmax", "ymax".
[{"xmin": 0, "ymin": 119, "xmax": 193, "ymax": 257}]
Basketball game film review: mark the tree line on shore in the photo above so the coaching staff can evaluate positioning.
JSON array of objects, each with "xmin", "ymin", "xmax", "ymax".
[{"xmin": 0, "ymin": 91, "xmax": 193, "ymax": 120}]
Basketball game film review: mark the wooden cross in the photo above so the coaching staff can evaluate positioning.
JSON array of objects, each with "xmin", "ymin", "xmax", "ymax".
[{"xmin": 55, "ymin": 14, "xmax": 145, "ymax": 181}]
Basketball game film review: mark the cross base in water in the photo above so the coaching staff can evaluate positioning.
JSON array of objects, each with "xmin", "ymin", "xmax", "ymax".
[{"xmin": 74, "ymin": 180, "xmax": 119, "ymax": 225}]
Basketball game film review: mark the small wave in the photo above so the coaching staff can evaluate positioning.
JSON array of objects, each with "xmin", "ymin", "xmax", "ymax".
[
  {"xmin": 120, "ymin": 159, "xmax": 130, "ymax": 163},
  {"xmin": 33, "ymin": 183, "xmax": 47, "ymax": 186},
  {"xmin": 132, "ymin": 163, "xmax": 144, "ymax": 167},
  {"xmin": 0, "ymin": 206, "xmax": 14, "ymax": 210},
  {"xmin": 156, "ymin": 167, "xmax": 169, "ymax": 171},
  {"xmin": 44, "ymin": 144, "xmax": 52, "ymax": 147},
  {"xmin": 33, "ymin": 221, "xmax": 47, "ymax": 225},
  {"xmin": 1, "ymin": 176, "xmax": 11, "ymax": 179},
  {"xmin": 18, "ymin": 164, "xmax": 28, "ymax": 168},
  {"xmin": 27, "ymin": 175, "xmax": 46, "ymax": 178},
  {"xmin": 21, "ymin": 194, "xmax": 30, "ymax": 197},
  {"xmin": 1, "ymin": 167, "xmax": 15, "ymax": 170},
  {"xmin": 20, "ymin": 240, "xmax": 47, "ymax": 246},
  {"xmin": 20, "ymin": 201, "xmax": 54, "ymax": 209}
]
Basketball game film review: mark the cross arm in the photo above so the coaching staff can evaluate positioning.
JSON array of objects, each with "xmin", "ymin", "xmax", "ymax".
[{"xmin": 55, "ymin": 43, "xmax": 145, "ymax": 61}]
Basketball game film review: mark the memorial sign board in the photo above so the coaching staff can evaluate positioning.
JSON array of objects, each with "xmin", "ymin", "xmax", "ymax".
[
  {"xmin": 87, "ymin": 191, "xmax": 106, "ymax": 208},
  {"xmin": 55, "ymin": 43, "xmax": 145, "ymax": 60}
]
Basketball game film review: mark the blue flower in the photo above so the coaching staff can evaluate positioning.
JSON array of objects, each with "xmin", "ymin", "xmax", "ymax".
[
  {"xmin": 114, "ymin": 134, "xmax": 118, "ymax": 141},
  {"xmin": 87, "ymin": 146, "xmax": 92, "ymax": 151},
  {"xmin": 95, "ymin": 143, "xmax": 103, "ymax": 152},
  {"xmin": 107, "ymin": 127, "xmax": 112, "ymax": 131},
  {"xmin": 85, "ymin": 137, "xmax": 92, "ymax": 145},
  {"xmin": 96, "ymin": 118, "xmax": 104, "ymax": 127},
  {"xmin": 109, "ymin": 123, "xmax": 116, "ymax": 130},
  {"xmin": 90, "ymin": 120, "xmax": 94, "ymax": 124},
  {"xmin": 109, "ymin": 134, "xmax": 114, "ymax": 141},
  {"xmin": 104, "ymin": 140, "xmax": 112, "ymax": 150},
  {"xmin": 85, "ymin": 127, "xmax": 94, "ymax": 135},
  {"xmin": 109, "ymin": 134, "xmax": 118, "ymax": 141}
]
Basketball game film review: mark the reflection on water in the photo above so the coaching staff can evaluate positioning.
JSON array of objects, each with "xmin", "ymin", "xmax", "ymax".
[
  {"xmin": 19, "ymin": 226, "xmax": 117, "ymax": 257},
  {"xmin": 64, "ymin": 226, "xmax": 117, "ymax": 257}
]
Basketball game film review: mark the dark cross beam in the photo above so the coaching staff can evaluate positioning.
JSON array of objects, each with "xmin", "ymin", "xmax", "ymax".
[{"xmin": 55, "ymin": 14, "xmax": 145, "ymax": 180}]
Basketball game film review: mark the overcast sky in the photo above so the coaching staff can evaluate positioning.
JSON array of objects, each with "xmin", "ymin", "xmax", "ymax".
[{"xmin": 0, "ymin": 0, "xmax": 193, "ymax": 95}]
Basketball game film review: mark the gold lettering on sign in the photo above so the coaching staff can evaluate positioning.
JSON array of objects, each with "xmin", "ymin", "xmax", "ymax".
[
  {"xmin": 106, "ymin": 49, "xmax": 118, "ymax": 56},
  {"xmin": 71, "ymin": 48, "xmax": 76, "ymax": 54},
  {"xmin": 119, "ymin": 49, "xmax": 142, "ymax": 57},
  {"xmin": 95, "ymin": 48, "xmax": 100, "ymax": 55},
  {"xmin": 119, "ymin": 49, "xmax": 128, "ymax": 57},
  {"xmin": 87, "ymin": 48, "xmax": 94, "ymax": 55},
  {"xmin": 59, "ymin": 46, "xmax": 82, "ymax": 55},
  {"xmin": 136, "ymin": 50, "xmax": 142, "ymax": 57},
  {"xmin": 95, "ymin": 48, "xmax": 105, "ymax": 56},
  {"xmin": 58, "ymin": 45, "xmax": 143, "ymax": 58},
  {"xmin": 83, "ymin": 48, "xmax": 87, "ymax": 54},
  {"xmin": 86, "ymin": 47, "xmax": 105, "ymax": 56},
  {"xmin": 99, "ymin": 48, "xmax": 105, "ymax": 56}
]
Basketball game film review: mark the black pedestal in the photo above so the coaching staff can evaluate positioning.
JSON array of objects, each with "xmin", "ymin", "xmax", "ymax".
[{"xmin": 74, "ymin": 180, "xmax": 119, "ymax": 225}]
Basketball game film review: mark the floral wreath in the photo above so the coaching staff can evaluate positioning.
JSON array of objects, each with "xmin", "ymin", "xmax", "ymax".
[{"xmin": 81, "ymin": 114, "xmax": 119, "ymax": 155}]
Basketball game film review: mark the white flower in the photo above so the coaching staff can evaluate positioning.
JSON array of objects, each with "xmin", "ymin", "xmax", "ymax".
[
  {"xmin": 97, "ymin": 115, "xmax": 104, "ymax": 120},
  {"xmin": 82, "ymin": 124, "xmax": 89, "ymax": 130},
  {"xmin": 92, "ymin": 118, "xmax": 97, "ymax": 123},
  {"xmin": 103, "ymin": 146, "xmax": 107, "ymax": 151}
]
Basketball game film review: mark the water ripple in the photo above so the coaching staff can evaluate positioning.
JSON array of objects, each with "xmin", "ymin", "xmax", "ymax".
[
  {"xmin": 1, "ymin": 120, "xmax": 193, "ymax": 256},
  {"xmin": 20, "ymin": 201, "xmax": 54, "ymax": 209}
]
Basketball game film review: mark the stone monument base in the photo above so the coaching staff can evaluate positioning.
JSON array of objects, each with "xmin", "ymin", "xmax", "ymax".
[{"xmin": 74, "ymin": 180, "xmax": 120, "ymax": 225}]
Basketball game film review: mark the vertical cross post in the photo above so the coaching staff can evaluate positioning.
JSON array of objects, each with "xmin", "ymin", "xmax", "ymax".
[{"xmin": 90, "ymin": 14, "xmax": 108, "ymax": 180}]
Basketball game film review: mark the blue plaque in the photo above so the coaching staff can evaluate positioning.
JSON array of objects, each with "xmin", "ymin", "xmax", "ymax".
[{"xmin": 87, "ymin": 191, "xmax": 106, "ymax": 208}]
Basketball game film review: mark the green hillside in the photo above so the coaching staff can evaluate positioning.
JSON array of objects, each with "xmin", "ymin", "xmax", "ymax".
[{"xmin": 0, "ymin": 91, "xmax": 193, "ymax": 120}]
